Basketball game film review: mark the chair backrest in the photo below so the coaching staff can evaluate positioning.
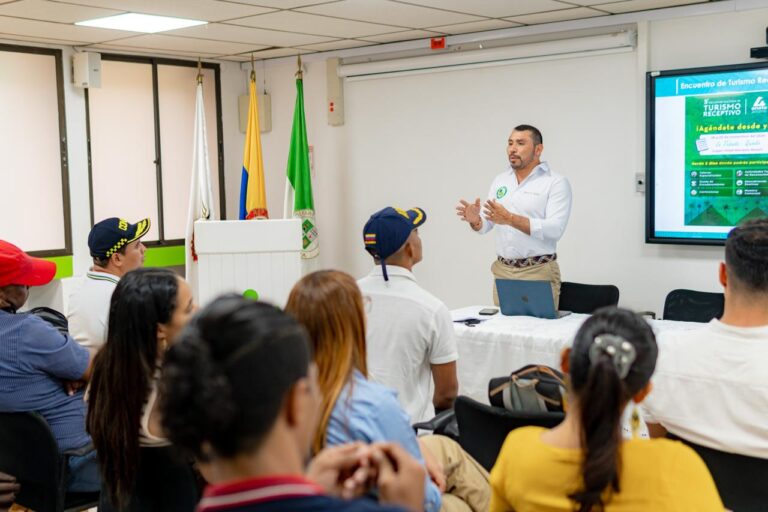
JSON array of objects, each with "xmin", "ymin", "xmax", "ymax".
[
  {"xmin": 668, "ymin": 434, "xmax": 768, "ymax": 512},
  {"xmin": 0, "ymin": 412, "xmax": 64, "ymax": 512},
  {"xmin": 663, "ymin": 289, "xmax": 724, "ymax": 322},
  {"xmin": 454, "ymin": 395, "xmax": 564, "ymax": 471},
  {"xmin": 558, "ymin": 282, "xmax": 620, "ymax": 314}
]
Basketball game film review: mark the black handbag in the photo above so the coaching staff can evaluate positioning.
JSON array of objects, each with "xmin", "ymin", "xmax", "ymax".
[{"xmin": 488, "ymin": 365, "xmax": 566, "ymax": 413}]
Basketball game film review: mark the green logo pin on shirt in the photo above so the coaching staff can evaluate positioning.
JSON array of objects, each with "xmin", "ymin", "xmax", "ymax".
[{"xmin": 496, "ymin": 186, "xmax": 508, "ymax": 199}]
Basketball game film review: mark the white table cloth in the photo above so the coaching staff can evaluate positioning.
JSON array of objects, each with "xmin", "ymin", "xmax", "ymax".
[{"xmin": 452, "ymin": 306, "xmax": 701, "ymax": 404}]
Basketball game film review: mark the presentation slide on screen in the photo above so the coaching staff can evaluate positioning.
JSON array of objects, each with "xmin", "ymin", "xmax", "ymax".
[{"xmin": 652, "ymin": 67, "xmax": 768, "ymax": 241}]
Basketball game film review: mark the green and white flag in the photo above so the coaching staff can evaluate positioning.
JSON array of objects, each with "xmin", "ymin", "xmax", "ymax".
[{"xmin": 284, "ymin": 74, "xmax": 319, "ymax": 259}]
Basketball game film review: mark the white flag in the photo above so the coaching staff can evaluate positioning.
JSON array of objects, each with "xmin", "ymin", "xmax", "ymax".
[{"xmin": 185, "ymin": 80, "xmax": 216, "ymax": 298}]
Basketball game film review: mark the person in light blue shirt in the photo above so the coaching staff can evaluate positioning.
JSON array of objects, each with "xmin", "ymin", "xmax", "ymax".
[
  {"xmin": 286, "ymin": 270, "xmax": 490, "ymax": 512},
  {"xmin": 327, "ymin": 370, "xmax": 442, "ymax": 512}
]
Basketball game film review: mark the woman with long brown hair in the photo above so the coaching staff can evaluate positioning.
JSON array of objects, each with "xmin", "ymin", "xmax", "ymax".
[
  {"xmin": 86, "ymin": 268, "xmax": 197, "ymax": 510},
  {"xmin": 285, "ymin": 269, "xmax": 489, "ymax": 512},
  {"xmin": 490, "ymin": 307, "xmax": 723, "ymax": 511}
]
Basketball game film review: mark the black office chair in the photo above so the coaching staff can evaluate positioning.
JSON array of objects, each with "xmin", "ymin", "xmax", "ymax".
[
  {"xmin": 667, "ymin": 434, "xmax": 768, "ymax": 512},
  {"xmin": 662, "ymin": 289, "xmax": 724, "ymax": 322},
  {"xmin": 98, "ymin": 445, "xmax": 201, "ymax": 512},
  {"xmin": 453, "ymin": 396, "xmax": 564, "ymax": 471},
  {"xmin": 558, "ymin": 282, "xmax": 620, "ymax": 314},
  {"xmin": 0, "ymin": 412, "xmax": 99, "ymax": 512}
]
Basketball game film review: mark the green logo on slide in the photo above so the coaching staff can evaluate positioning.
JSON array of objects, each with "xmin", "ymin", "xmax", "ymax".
[{"xmin": 496, "ymin": 186, "xmax": 508, "ymax": 199}]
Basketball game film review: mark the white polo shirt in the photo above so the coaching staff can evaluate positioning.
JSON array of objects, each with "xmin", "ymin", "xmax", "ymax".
[
  {"xmin": 477, "ymin": 162, "xmax": 572, "ymax": 260},
  {"xmin": 358, "ymin": 266, "xmax": 458, "ymax": 423},
  {"xmin": 642, "ymin": 319, "xmax": 768, "ymax": 458},
  {"xmin": 67, "ymin": 270, "xmax": 119, "ymax": 348}
]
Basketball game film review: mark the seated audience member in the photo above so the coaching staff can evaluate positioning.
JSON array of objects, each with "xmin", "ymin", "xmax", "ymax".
[
  {"xmin": 490, "ymin": 307, "xmax": 722, "ymax": 512},
  {"xmin": 87, "ymin": 268, "xmax": 197, "ymax": 510},
  {"xmin": 0, "ymin": 472, "xmax": 19, "ymax": 512},
  {"xmin": 0, "ymin": 240, "xmax": 99, "ymax": 492},
  {"xmin": 286, "ymin": 270, "xmax": 489, "ymax": 512},
  {"xmin": 358, "ymin": 207, "xmax": 458, "ymax": 423},
  {"xmin": 68, "ymin": 217, "xmax": 150, "ymax": 348},
  {"xmin": 159, "ymin": 295, "xmax": 425, "ymax": 512},
  {"xmin": 643, "ymin": 219, "xmax": 768, "ymax": 457}
]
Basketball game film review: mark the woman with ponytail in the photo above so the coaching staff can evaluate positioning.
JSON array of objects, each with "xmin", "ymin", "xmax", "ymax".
[
  {"xmin": 490, "ymin": 307, "xmax": 723, "ymax": 512},
  {"xmin": 86, "ymin": 268, "xmax": 197, "ymax": 510}
]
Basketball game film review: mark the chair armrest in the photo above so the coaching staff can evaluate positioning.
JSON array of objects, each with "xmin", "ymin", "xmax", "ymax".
[
  {"xmin": 637, "ymin": 310, "xmax": 656, "ymax": 320},
  {"xmin": 412, "ymin": 408, "xmax": 455, "ymax": 433}
]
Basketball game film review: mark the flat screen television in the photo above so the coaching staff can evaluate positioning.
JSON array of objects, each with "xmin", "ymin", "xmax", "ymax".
[{"xmin": 646, "ymin": 61, "xmax": 768, "ymax": 245}]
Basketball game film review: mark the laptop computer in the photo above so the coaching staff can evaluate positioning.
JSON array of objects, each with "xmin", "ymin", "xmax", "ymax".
[{"xmin": 495, "ymin": 279, "xmax": 571, "ymax": 319}]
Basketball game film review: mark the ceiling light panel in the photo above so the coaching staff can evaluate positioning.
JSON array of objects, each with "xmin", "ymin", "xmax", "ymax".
[
  {"xmin": 77, "ymin": 13, "xmax": 207, "ymax": 33},
  {"xmin": 0, "ymin": 0, "xmax": 121, "ymax": 24},
  {"xmin": 57, "ymin": 0, "xmax": 275, "ymax": 21},
  {"xmin": 0, "ymin": 15, "xmax": 136, "ymax": 41}
]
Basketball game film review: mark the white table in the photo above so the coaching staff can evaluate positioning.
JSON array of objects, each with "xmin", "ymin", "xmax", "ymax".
[{"xmin": 452, "ymin": 306, "xmax": 701, "ymax": 404}]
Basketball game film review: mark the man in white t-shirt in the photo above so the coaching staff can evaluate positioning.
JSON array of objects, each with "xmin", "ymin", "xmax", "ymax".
[
  {"xmin": 643, "ymin": 218, "xmax": 768, "ymax": 458},
  {"xmin": 67, "ymin": 217, "xmax": 150, "ymax": 348},
  {"xmin": 358, "ymin": 207, "xmax": 458, "ymax": 424}
]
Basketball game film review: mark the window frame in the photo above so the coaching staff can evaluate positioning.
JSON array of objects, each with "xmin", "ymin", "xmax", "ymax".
[
  {"xmin": 85, "ymin": 54, "xmax": 226, "ymax": 248},
  {"xmin": 1, "ymin": 43, "xmax": 72, "ymax": 257}
]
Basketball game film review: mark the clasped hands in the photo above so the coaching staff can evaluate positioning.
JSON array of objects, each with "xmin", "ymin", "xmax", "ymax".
[
  {"xmin": 456, "ymin": 198, "xmax": 516, "ymax": 227},
  {"xmin": 306, "ymin": 442, "xmax": 426, "ymax": 512}
]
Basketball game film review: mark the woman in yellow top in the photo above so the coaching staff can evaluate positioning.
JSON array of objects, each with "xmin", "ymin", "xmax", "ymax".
[{"xmin": 490, "ymin": 307, "xmax": 723, "ymax": 512}]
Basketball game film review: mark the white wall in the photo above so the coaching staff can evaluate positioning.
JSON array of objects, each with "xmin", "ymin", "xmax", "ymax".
[{"xmin": 249, "ymin": 4, "xmax": 768, "ymax": 317}]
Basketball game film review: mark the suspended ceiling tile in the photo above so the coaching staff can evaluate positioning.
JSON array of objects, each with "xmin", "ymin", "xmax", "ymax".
[
  {"xmin": 54, "ymin": 0, "xmax": 276, "ymax": 22},
  {"xmin": 298, "ymin": 0, "xmax": 484, "ymax": 29},
  {"xmin": 0, "ymin": 0, "xmax": 122, "ymax": 23},
  {"xmin": 227, "ymin": 47, "xmax": 314, "ymax": 60},
  {"xmin": 393, "ymin": 0, "xmax": 572, "ymax": 18},
  {"xmin": 224, "ymin": 0, "xmax": 338, "ymax": 7},
  {"xmin": 103, "ymin": 33, "xmax": 265, "ymax": 54},
  {"xmin": 560, "ymin": 0, "xmax": 637, "ymax": 4},
  {"xmin": 505, "ymin": 7, "xmax": 607, "ymax": 25},
  {"xmin": 89, "ymin": 43, "xmax": 221, "ymax": 59},
  {"xmin": 166, "ymin": 22, "xmax": 334, "ymax": 46},
  {"xmin": 229, "ymin": 10, "xmax": 400, "ymax": 38},
  {"xmin": 0, "ymin": 32, "xmax": 90, "ymax": 45},
  {"xmin": 295, "ymin": 38, "xmax": 376, "ymax": 51},
  {"xmin": 358, "ymin": 29, "xmax": 440, "ymax": 43},
  {"xmin": 428, "ymin": 19, "xmax": 521, "ymax": 35},
  {"xmin": 0, "ymin": 15, "xmax": 136, "ymax": 42},
  {"xmin": 597, "ymin": 0, "xmax": 710, "ymax": 13}
]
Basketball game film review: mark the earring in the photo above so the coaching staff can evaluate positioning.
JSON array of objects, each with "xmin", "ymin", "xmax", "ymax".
[{"xmin": 631, "ymin": 405, "xmax": 641, "ymax": 439}]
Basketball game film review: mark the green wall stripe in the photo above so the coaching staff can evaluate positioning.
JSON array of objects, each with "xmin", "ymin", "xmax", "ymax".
[
  {"xmin": 44, "ymin": 255, "xmax": 73, "ymax": 279},
  {"xmin": 144, "ymin": 245, "xmax": 185, "ymax": 267}
]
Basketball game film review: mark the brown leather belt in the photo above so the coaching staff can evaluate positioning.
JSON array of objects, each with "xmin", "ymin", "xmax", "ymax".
[{"xmin": 497, "ymin": 253, "xmax": 557, "ymax": 268}]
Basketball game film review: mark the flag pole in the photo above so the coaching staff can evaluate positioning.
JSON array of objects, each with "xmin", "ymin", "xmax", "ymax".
[{"xmin": 196, "ymin": 57, "xmax": 203, "ymax": 84}]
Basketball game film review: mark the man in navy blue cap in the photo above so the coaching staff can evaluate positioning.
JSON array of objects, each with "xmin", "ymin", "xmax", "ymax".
[
  {"xmin": 358, "ymin": 207, "xmax": 458, "ymax": 424},
  {"xmin": 67, "ymin": 217, "xmax": 150, "ymax": 348}
]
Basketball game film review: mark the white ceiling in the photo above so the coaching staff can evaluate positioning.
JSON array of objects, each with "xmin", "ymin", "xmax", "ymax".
[{"xmin": 0, "ymin": 0, "xmax": 720, "ymax": 61}]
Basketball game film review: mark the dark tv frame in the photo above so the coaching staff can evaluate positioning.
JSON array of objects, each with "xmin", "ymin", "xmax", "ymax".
[{"xmin": 645, "ymin": 60, "xmax": 768, "ymax": 246}]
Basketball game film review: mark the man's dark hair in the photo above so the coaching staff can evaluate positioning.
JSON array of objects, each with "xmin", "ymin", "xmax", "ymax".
[
  {"xmin": 92, "ymin": 245, "xmax": 127, "ymax": 268},
  {"xmin": 513, "ymin": 124, "xmax": 543, "ymax": 146},
  {"xmin": 725, "ymin": 218, "xmax": 768, "ymax": 293},
  {"xmin": 160, "ymin": 295, "xmax": 311, "ymax": 461}
]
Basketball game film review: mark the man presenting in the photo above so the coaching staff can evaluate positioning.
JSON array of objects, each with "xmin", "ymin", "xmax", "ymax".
[{"xmin": 457, "ymin": 125, "xmax": 572, "ymax": 307}]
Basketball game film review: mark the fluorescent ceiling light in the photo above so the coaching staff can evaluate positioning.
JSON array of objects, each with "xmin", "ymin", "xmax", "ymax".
[{"xmin": 76, "ymin": 13, "xmax": 207, "ymax": 33}]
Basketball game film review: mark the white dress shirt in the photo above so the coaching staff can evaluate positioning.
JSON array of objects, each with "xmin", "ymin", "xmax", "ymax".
[
  {"xmin": 358, "ymin": 266, "xmax": 458, "ymax": 423},
  {"xmin": 477, "ymin": 162, "xmax": 572, "ymax": 260},
  {"xmin": 642, "ymin": 319, "xmax": 768, "ymax": 458}
]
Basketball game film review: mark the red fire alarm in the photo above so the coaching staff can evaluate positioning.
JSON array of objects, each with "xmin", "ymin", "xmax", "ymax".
[
  {"xmin": 430, "ymin": 37, "xmax": 446, "ymax": 50},
  {"xmin": 329, "ymin": 101, "xmax": 335, "ymax": 112}
]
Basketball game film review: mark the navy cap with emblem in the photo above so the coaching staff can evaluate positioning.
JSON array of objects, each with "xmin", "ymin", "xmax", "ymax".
[
  {"xmin": 88, "ymin": 217, "xmax": 151, "ymax": 260},
  {"xmin": 363, "ymin": 207, "xmax": 426, "ymax": 281}
]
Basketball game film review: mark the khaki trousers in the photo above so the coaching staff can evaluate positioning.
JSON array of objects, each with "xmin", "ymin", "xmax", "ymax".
[
  {"xmin": 419, "ymin": 435, "xmax": 490, "ymax": 512},
  {"xmin": 491, "ymin": 259, "xmax": 562, "ymax": 310}
]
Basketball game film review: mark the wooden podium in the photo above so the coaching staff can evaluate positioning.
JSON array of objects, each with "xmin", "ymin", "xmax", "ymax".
[{"xmin": 193, "ymin": 219, "xmax": 303, "ymax": 308}]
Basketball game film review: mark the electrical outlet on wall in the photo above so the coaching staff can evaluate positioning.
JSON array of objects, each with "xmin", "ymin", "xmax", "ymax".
[{"xmin": 635, "ymin": 172, "xmax": 645, "ymax": 193}]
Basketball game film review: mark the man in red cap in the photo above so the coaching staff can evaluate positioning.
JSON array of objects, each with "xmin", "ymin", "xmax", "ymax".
[{"xmin": 0, "ymin": 240, "xmax": 100, "ymax": 493}]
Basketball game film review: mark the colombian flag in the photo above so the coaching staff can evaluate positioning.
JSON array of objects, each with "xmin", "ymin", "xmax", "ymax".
[{"xmin": 239, "ymin": 72, "xmax": 268, "ymax": 219}]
